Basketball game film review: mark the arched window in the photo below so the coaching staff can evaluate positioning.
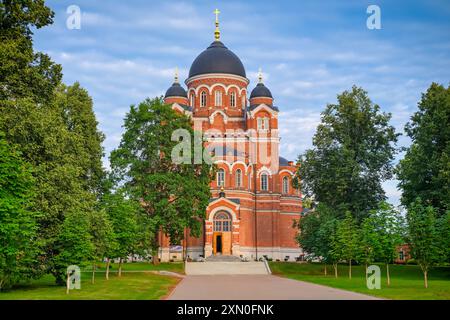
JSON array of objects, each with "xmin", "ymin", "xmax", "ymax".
[
  {"xmin": 242, "ymin": 95, "xmax": 246, "ymax": 108},
  {"xmin": 213, "ymin": 211, "xmax": 231, "ymax": 232},
  {"xmin": 190, "ymin": 94, "xmax": 195, "ymax": 108},
  {"xmin": 230, "ymin": 92, "xmax": 236, "ymax": 107},
  {"xmin": 200, "ymin": 91, "xmax": 207, "ymax": 107},
  {"xmin": 261, "ymin": 173, "xmax": 269, "ymax": 191},
  {"xmin": 217, "ymin": 168, "xmax": 225, "ymax": 187},
  {"xmin": 257, "ymin": 117, "xmax": 269, "ymax": 131},
  {"xmin": 215, "ymin": 90, "xmax": 222, "ymax": 106},
  {"xmin": 235, "ymin": 169, "xmax": 242, "ymax": 187},
  {"xmin": 282, "ymin": 176, "xmax": 289, "ymax": 194}
]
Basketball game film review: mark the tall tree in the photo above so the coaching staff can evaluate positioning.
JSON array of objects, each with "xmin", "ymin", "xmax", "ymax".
[
  {"xmin": 335, "ymin": 212, "xmax": 361, "ymax": 279},
  {"xmin": 55, "ymin": 83, "xmax": 105, "ymax": 196},
  {"xmin": 397, "ymin": 83, "xmax": 450, "ymax": 216},
  {"xmin": 0, "ymin": 1, "xmax": 105, "ymax": 284},
  {"xmin": 0, "ymin": 135, "xmax": 38, "ymax": 290},
  {"xmin": 0, "ymin": 0, "xmax": 62, "ymax": 102},
  {"xmin": 296, "ymin": 86, "xmax": 399, "ymax": 221},
  {"xmin": 110, "ymin": 98, "xmax": 213, "ymax": 264},
  {"xmin": 407, "ymin": 198, "xmax": 443, "ymax": 288}
]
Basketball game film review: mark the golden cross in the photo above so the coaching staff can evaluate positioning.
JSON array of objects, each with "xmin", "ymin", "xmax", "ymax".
[{"xmin": 214, "ymin": 8, "xmax": 220, "ymax": 22}]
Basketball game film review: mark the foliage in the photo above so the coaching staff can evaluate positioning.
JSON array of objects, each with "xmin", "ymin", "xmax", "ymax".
[
  {"xmin": 333, "ymin": 212, "xmax": 361, "ymax": 278},
  {"xmin": 51, "ymin": 210, "xmax": 94, "ymax": 285},
  {"xmin": 407, "ymin": 198, "xmax": 444, "ymax": 287},
  {"xmin": 0, "ymin": 135, "xmax": 39, "ymax": 290},
  {"xmin": 296, "ymin": 86, "xmax": 399, "ymax": 221},
  {"xmin": 110, "ymin": 97, "xmax": 213, "ymax": 254},
  {"xmin": 0, "ymin": 0, "xmax": 62, "ymax": 103},
  {"xmin": 101, "ymin": 191, "xmax": 140, "ymax": 261},
  {"xmin": 397, "ymin": 83, "xmax": 450, "ymax": 216},
  {"xmin": 295, "ymin": 204, "xmax": 338, "ymax": 265}
]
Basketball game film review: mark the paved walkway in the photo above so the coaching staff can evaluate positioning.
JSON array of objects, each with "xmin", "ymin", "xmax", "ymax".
[{"xmin": 167, "ymin": 275, "xmax": 379, "ymax": 300}]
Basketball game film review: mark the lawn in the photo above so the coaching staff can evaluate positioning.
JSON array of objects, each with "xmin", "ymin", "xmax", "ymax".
[
  {"xmin": 269, "ymin": 262, "xmax": 450, "ymax": 300},
  {"xmin": 0, "ymin": 262, "xmax": 184, "ymax": 300}
]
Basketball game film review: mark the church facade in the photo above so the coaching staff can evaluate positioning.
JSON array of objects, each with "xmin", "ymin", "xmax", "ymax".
[{"xmin": 159, "ymin": 12, "xmax": 303, "ymax": 262}]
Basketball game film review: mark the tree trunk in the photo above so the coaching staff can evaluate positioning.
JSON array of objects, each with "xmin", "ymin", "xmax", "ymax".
[
  {"xmin": 333, "ymin": 263, "xmax": 338, "ymax": 278},
  {"xmin": 118, "ymin": 258, "xmax": 123, "ymax": 277},
  {"xmin": 348, "ymin": 260, "xmax": 352, "ymax": 279},
  {"xmin": 324, "ymin": 264, "xmax": 327, "ymax": 276},
  {"xmin": 105, "ymin": 258, "xmax": 110, "ymax": 280},
  {"xmin": 386, "ymin": 263, "xmax": 390, "ymax": 286},
  {"xmin": 424, "ymin": 270, "xmax": 428, "ymax": 288},
  {"xmin": 91, "ymin": 264, "xmax": 96, "ymax": 284},
  {"xmin": 152, "ymin": 233, "xmax": 160, "ymax": 265},
  {"xmin": 66, "ymin": 272, "xmax": 70, "ymax": 294}
]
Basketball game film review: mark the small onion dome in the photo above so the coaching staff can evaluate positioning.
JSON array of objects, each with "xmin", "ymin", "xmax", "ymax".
[
  {"xmin": 249, "ymin": 68, "xmax": 273, "ymax": 106},
  {"xmin": 165, "ymin": 82, "xmax": 187, "ymax": 98},
  {"xmin": 250, "ymin": 82, "xmax": 272, "ymax": 99}
]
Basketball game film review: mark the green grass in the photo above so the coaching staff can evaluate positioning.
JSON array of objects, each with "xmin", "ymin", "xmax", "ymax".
[
  {"xmin": 269, "ymin": 262, "xmax": 450, "ymax": 300},
  {"xmin": 86, "ymin": 261, "xmax": 185, "ymax": 273},
  {"xmin": 0, "ymin": 262, "xmax": 184, "ymax": 300}
]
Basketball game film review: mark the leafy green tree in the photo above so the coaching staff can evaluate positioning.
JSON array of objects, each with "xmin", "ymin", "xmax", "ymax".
[
  {"xmin": 88, "ymin": 209, "xmax": 116, "ymax": 283},
  {"xmin": 0, "ymin": 135, "xmax": 39, "ymax": 290},
  {"xmin": 55, "ymin": 83, "xmax": 105, "ymax": 196},
  {"xmin": 335, "ymin": 212, "xmax": 361, "ymax": 279},
  {"xmin": 372, "ymin": 202, "xmax": 405, "ymax": 286},
  {"xmin": 101, "ymin": 191, "xmax": 139, "ymax": 277},
  {"xmin": 0, "ymin": 0, "xmax": 62, "ymax": 103},
  {"xmin": 359, "ymin": 214, "xmax": 380, "ymax": 280},
  {"xmin": 110, "ymin": 98, "xmax": 213, "ymax": 264},
  {"xmin": 407, "ymin": 198, "xmax": 443, "ymax": 288},
  {"xmin": 436, "ymin": 211, "xmax": 450, "ymax": 263},
  {"xmin": 295, "ymin": 204, "xmax": 339, "ymax": 276},
  {"xmin": 52, "ymin": 210, "xmax": 94, "ymax": 285},
  {"xmin": 296, "ymin": 86, "xmax": 399, "ymax": 221},
  {"xmin": 397, "ymin": 83, "xmax": 450, "ymax": 216}
]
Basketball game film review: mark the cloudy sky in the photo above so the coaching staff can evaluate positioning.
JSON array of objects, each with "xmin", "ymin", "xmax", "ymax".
[{"xmin": 33, "ymin": 0, "xmax": 450, "ymax": 206}]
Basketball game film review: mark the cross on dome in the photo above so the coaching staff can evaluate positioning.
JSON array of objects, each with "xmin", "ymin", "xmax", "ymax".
[{"xmin": 214, "ymin": 8, "xmax": 221, "ymax": 41}]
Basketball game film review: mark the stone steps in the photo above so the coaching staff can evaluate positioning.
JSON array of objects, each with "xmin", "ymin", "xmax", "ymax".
[{"xmin": 185, "ymin": 261, "xmax": 270, "ymax": 275}]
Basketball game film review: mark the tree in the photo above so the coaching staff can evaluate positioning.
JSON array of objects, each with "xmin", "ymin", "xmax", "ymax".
[
  {"xmin": 88, "ymin": 209, "xmax": 116, "ymax": 283},
  {"xmin": 0, "ymin": 135, "xmax": 39, "ymax": 290},
  {"xmin": 436, "ymin": 211, "xmax": 450, "ymax": 264},
  {"xmin": 101, "ymin": 191, "xmax": 139, "ymax": 277},
  {"xmin": 335, "ymin": 212, "xmax": 361, "ymax": 279},
  {"xmin": 110, "ymin": 98, "xmax": 213, "ymax": 264},
  {"xmin": 0, "ymin": 0, "xmax": 62, "ymax": 103},
  {"xmin": 55, "ymin": 83, "xmax": 105, "ymax": 196},
  {"xmin": 359, "ymin": 214, "xmax": 380, "ymax": 280},
  {"xmin": 296, "ymin": 86, "xmax": 399, "ymax": 221},
  {"xmin": 371, "ymin": 202, "xmax": 404, "ymax": 286},
  {"xmin": 397, "ymin": 83, "xmax": 450, "ymax": 216},
  {"xmin": 295, "ymin": 204, "xmax": 339, "ymax": 276},
  {"xmin": 407, "ymin": 198, "xmax": 443, "ymax": 288},
  {"xmin": 52, "ymin": 210, "xmax": 94, "ymax": 285},
  {"xmin": 0, "ymin": 1, "xmax": 104, "ymax": 285}
]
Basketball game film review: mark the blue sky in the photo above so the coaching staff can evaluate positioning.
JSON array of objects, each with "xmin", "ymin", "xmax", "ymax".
[{"xmin": 33, "ymin": 0, "xmax": 450, "ymax": 206}]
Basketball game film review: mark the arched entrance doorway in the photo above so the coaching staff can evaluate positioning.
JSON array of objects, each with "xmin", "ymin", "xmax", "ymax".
[{"xmin": 212, "ymin": 211, "xmax": 232, "ymax": 255}]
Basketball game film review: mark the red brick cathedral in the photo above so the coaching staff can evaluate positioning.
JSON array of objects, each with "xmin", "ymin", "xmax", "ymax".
[{"xmin": 160, "ymin": 12, "xmax": 303, "ymax": 262}]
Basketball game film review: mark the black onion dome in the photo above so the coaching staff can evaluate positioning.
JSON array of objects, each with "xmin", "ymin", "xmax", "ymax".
[
  {"xmin": 250, "ymin": 82, "xmax": 273, "ymax": 99},
  {"xmin": 188, "ymin": 41, "xmax": 246, "ymax": 78},
  {"xmin": 165, "ymin": 82, "xmax": 187, "ymax": 98}
]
